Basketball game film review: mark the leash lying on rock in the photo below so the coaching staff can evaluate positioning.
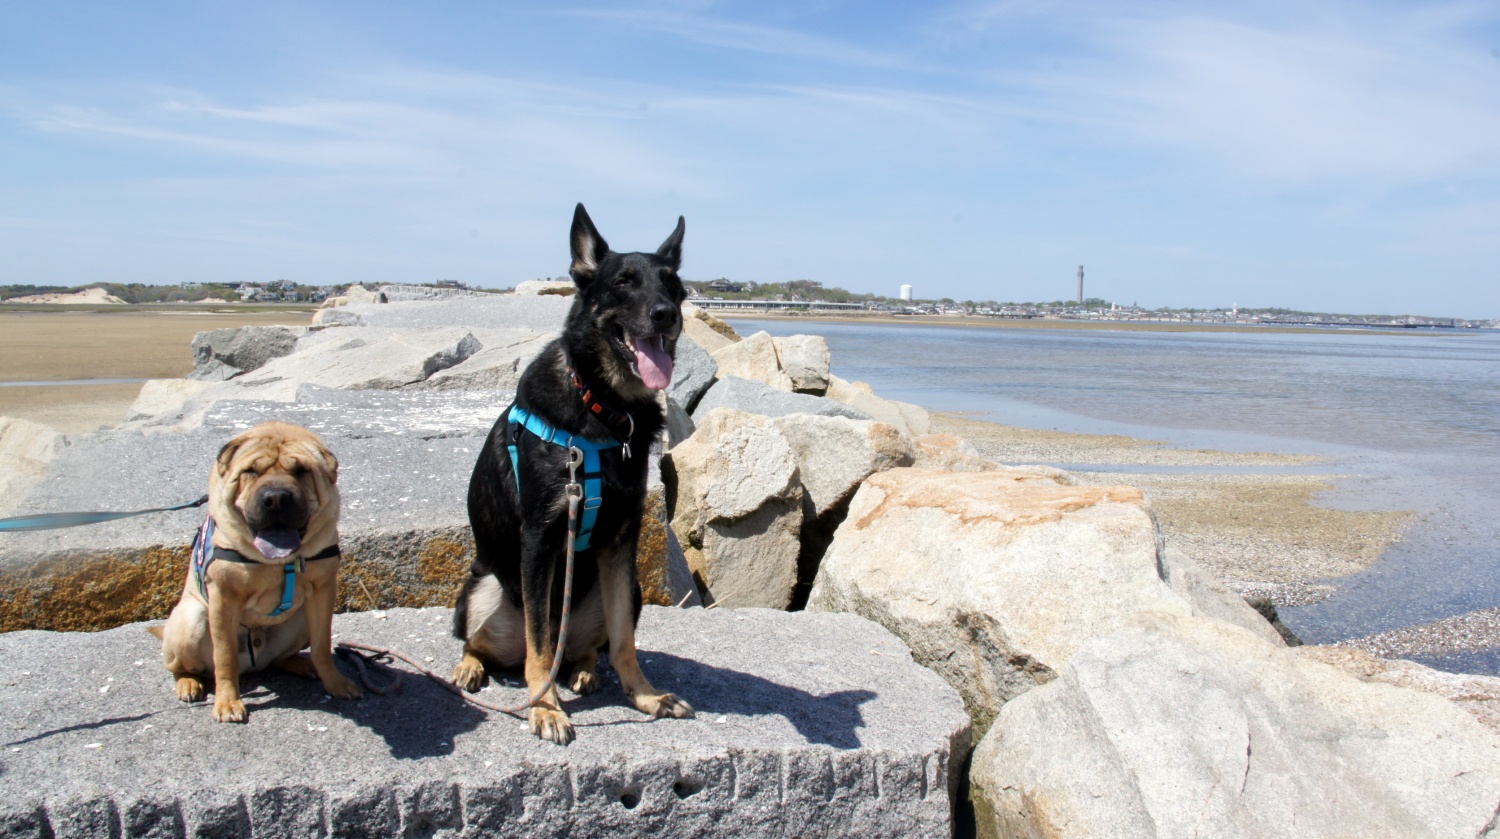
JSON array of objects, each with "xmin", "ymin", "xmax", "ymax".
[
  {"xmin": 336, "ymin": 443, "xmax": 588, "ymax": 719},
  {"xmin": 0, "ymin": 494, "xmax": 209, "ymax": 532}
]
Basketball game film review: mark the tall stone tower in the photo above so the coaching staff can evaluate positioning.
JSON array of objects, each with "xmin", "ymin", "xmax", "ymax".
[{"xmin": 1077, "ymin": 265, "xmax": 1084, "ymax": 304}]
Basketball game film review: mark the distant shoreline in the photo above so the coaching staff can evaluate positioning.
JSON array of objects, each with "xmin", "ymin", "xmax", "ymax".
[{"xmin": 718, "ymin": 310, "xmax": 1482, "ymax": 337}]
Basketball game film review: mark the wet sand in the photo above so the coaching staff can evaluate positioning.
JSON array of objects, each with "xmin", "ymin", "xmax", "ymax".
[{"xmin": 0, "ymin": 309, "xmax": 313, "ymax": 433}]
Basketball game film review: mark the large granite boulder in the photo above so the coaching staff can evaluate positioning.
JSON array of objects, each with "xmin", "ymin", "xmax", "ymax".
[
  {"xmin": 0, "ymin": 417, "xmax": 63, "ymax": 515},
  {"xmin": 129, "ymin": 328, "xmax": 496, "ymax": 429},
  {"xmin": 971, "ymin": 611, "xmax": 1500, "ymax": 839},
  {"xmin": 692, "ymin": 377, "xmax": 870, "ymax": 424},
  {"xmin": 667, "ymin": 335, "xmax": 718, "ymax": 414},
  {"xmin": 768, "ymin": 415, "xmax": 914, "ymax": 520},
  {"xmin": 0, "ymin": 607, "xmax": 970, "ymax": 838},
  {"xmin": 824, "ymin": 376, "xmax": 930, "ymax": 437},
  {"xmin": 806, "ymin": 468, "xmax": 1197, "ymax": 736},
  {"xmin": 1297, "ymin": 644, "xmax": 1500, "ymax": 734},
  {"xmin": 345, "ymin": 284, "xmax": 386, "ymax": 304},
  {"xmin": 188, "ymin": 325, "xmax": 306, "ymax": 381},
  {"xmin": 711, "ymin": 332, "xmax": 792, "ymax": 392},
  {"xmin": 680, "ymin": 302, "xmax": 740, "ymax": 352},
  {"xmin": 413, "ymin": 328, "xmax": 551, "ymax": 392},
  {"xmin": 707, "ymin": 332, "xmax": 831, "ymax": 398},
  {"xmin": 909, "ymin": 433, "xmax": 1004, "ymax": 473},
  {"xmin": 513, "ymin": 279, "xmax": 575, "ymax": 296},
  {"xmin": 774, "ymin": 334, "xmax": 831, "ymax": 395},
  {"xmin": 663, "ymin": 409, "xmax": 804, "ymax": 609}
]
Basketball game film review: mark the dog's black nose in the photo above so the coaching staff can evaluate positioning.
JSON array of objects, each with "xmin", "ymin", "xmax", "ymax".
[
  {"xmin": 650, "ymin": 300, "xmax": 678, "ymax": 328},
  {"xmin": 259, "ymin": 487, "xmax": 295, "ymax": 510}
]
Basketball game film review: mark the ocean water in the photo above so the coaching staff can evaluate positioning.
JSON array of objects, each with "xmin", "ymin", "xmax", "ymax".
[{"xmin": 724, "ymin": 317, "xmax": 1500, "ymax": 669}]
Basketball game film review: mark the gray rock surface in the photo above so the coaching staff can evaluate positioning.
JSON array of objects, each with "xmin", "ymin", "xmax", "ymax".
[
  {"xmin": 0, "ymin": 606, "xmax": 970, "ymax": 838},
  {"xmin": 0, "ymin": 418, "xmax": 62, "ymax": 516},
  {"xmin": 775, "ymin": 334, "xmax": 831, "ymax": 395},
  {"xmin": 824, "ymin": 376, "xmax": 930, "ymax": 437},
  {"xmin": 326, "ymin": 295, "xmax": 571, "ymax": 331},
  {"xmin": 807, "ymin": 468, "xmax": 1199, "ymax": 737},
  {"xmin": 189, "ymin": 325, "xmax": 305, "ymax": 381},
  {"xmin": 666, "ymin": 334, "xmax": 717, "ymax": 414},
  {"xmin": 693, "ymin": 377, "xmax": 871, "ymax": 423},
  {"xmin": 769, "ymin": 414, "xmax": 914, "ymax": 520},
  {"xmin": 712, "ymin": 331, "xmax": 792, "ymax": 391},
  {"xmin": 664, "ymin": 410, "xmax": 804, "ymax": 610},
  {"xmin": 972, "ymin": 611, "xmax": 1500, "ymax": 839},
  {"xmin": 0, "ymin": 387, "xmax": 500, "ymax": 622}
]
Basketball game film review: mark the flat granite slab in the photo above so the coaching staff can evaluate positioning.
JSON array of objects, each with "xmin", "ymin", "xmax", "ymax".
[{"xmin": 0, "ymin": 606, "xmax": 969, "ymax": 838}]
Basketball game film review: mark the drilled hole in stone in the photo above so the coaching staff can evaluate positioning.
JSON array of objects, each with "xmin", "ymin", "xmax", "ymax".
[
  {"xmin": 618, "ymin": 791, "xmax": 641, "ymax": 809},
  {"xmin": 673, "ymin": 779, "xmax": 703, "ymax": 799}
]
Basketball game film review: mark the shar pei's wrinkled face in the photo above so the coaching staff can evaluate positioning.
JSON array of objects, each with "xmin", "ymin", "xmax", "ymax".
[{"xmin": 210, "ymin": 421, "xmax": 340, "ymax": 561}]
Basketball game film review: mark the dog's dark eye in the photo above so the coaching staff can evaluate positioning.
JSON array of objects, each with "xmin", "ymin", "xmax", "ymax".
[{"xmin": 292, "ymin": 465, "xmax": 307, "ymax": 478}]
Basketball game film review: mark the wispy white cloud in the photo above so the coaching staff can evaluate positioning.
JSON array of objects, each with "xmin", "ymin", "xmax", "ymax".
[
  {"xmin": 945, "ymin": 2, "xmax": 1500, "ymax": 184},
  {"xmin": 553, "ymin": 6, "xmax": 915, "ymax": 71}
]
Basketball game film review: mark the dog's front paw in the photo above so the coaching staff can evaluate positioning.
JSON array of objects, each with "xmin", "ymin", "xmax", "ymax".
[
  {"xmin": 569, "ymin": 669, "xmax": 601, "ymax": 695},
  {"xmin": 529, "ymin": 706, "xmax": 575, "ymax": 745},
  {"xmin": 175, "ymin": 676, "xmax": 206, "ymax": 703},
  {"xmin": 322, "ymin": 672, "xmax": 363, "ymax": 700},
  {"xmin": 452, "ymin": 655, "xmax": 488, "ymax": 693},
  {"xmin": 634, "ymin": 691, "xmax": 695, "ymax": 719},
  {"xmin": 212, "ymin": 696, "xmax": 248, "ymax": 723}
]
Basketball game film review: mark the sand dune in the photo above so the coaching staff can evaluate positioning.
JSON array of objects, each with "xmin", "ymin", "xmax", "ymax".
[{"xmin": 8, "ymin": 287, "xmax": 128, "ymax": 305}]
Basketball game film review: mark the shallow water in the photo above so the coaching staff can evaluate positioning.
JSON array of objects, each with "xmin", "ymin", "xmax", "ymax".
[{"xmin": 726, "ymin": 317, "xmax": 1500, "ymax": 669}]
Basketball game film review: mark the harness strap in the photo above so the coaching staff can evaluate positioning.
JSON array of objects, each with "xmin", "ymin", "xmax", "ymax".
[
  {"xmin": 191, "ymin": 516, "xmax": 339, "ymax": 618},
  {"xmin": 506, "ymin": 404, "xmax": 621, "ymax": 551}
]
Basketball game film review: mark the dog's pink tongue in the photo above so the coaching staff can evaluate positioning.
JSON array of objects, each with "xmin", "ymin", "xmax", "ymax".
[
  {"xmin": 254, "ymin": 529, "xmax": 302, "ymax": 560},
  {"xmin": 632, "ymin": 335, "xmax": 673, "ymax": 391}
]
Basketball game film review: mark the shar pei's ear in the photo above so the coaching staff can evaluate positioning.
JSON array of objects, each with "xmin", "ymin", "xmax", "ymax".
[
  {"xmin": 215, "ymin": 437, "xmax": 244, "ymax": 479},
  {"xmin": 310, "ymin": 439, "xmax": 339, "ymax": 483}
]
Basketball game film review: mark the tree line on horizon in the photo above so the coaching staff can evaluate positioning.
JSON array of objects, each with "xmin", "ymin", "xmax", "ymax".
[{"xmin": 0, "ymin": 279, "xmax": 1462, "ymax": 322}]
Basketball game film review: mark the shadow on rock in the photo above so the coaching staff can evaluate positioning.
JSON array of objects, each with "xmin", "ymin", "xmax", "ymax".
[
  {"xmin": 236, "ymin": 664, "xmax": 491, "ymax": 761},
  {"xmin": 563, "ymin": 652, "xmax": 878, "ymax": 749}
]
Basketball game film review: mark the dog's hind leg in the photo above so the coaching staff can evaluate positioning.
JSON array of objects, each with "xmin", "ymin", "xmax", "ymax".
[
  {"xmin": 598, "ymin": 542, "xmax": 694, "ymax": 720},
  {"xmin": 160, "ymin": 594, "xmax": 213, "ymax": 702},
  {"xmin": 452, "ymin": 574, "xmax": 525, "ymax": 691},
  {"xmin": 563, "ymin": 585, "xmax": 606, "ymax": 695}
]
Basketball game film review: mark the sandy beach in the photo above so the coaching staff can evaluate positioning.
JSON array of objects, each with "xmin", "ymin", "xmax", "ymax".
[{"xmin": 0, "ymin": 308, "xmax": 315, "ymax": 433}]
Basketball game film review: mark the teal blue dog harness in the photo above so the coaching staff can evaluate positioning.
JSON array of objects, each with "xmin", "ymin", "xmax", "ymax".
[
  {"xmin": 505, "ymin": 404, "xmax": 629, "ymax": 552},
  {"xmin": 190, "ymin": 516, "xmax": 339, "ymax": 618}
]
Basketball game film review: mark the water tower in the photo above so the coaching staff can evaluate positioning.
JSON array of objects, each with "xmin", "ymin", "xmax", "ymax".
[
  {"xmin": 899, "ymin": 284, "xmax": 913, "ymax": 302},
  {"xmin": 1077, "ymin": 266, "xmax": 1084, "ymax": 304}
]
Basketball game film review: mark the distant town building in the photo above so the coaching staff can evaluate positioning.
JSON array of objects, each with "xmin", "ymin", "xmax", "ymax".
[
  {"xmin": 708, "ymin": 278, "xmax": 741, "ymax": 293},
  {"xmin": 899, "ymin": 284, "xmax": 913, "ymax": 301}
]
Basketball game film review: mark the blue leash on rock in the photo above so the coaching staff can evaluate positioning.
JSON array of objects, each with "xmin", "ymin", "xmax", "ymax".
[{"xmin": 0, "ymin": 494, "xmax": 209, "ymax": 532}]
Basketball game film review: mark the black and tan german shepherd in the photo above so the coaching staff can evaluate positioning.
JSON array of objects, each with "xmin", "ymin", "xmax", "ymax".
[{"xmin": 452, "ymin": 203, "xmax": 693, "ymax": 744}]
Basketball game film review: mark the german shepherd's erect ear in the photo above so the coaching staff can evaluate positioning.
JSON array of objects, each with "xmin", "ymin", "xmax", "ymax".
[
  {"xmin": 656, "ymin": 216, "xmax": 685, "ymax": 271},
  {"xmin": 569, "ymin": 203, "xmax": 609, "ymax": 285}
]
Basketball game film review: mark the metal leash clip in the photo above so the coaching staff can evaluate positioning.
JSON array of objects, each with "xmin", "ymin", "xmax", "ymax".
[
  {"xmin": 565, "ymin": 445, "xmax": 585, "ymax": 520},
  {"xmin": 622, "ymin": 415, "xmax": 635, "ymax": 460}
]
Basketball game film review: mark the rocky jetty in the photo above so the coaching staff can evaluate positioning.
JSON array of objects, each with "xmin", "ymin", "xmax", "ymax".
[{"xmin": 3, "ymin": 292, "xmax": 1500, "ymax": 837}]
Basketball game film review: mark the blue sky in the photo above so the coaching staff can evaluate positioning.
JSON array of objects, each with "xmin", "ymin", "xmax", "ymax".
[{"xmin": 3, "ymin": 2, "xmax": 1498, "ymax": 316}]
